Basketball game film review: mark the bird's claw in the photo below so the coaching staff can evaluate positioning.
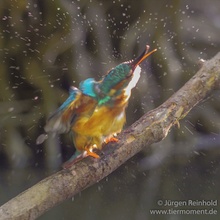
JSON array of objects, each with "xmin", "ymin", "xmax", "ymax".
[{"xmin": 104, "ymin": 136, "xmax": 119, "ymax": 143}]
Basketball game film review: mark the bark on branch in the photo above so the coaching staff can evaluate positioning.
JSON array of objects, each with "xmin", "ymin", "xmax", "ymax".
[{"xmin": 0, "ymin": 53, "xmax": 220, "ymax": 220}]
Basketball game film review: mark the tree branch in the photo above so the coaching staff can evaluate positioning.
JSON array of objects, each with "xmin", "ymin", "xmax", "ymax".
[{"xmin": 0, "ymin": 53, "xmax": 220, "ymax": 220}]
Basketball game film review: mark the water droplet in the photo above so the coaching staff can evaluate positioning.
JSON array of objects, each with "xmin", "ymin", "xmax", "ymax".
[{"xmin": 36, "ymin": 134, "xmax": 48, "ymax": 145}]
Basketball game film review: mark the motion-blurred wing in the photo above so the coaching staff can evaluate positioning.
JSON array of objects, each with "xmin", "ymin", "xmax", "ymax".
[{"xmin": 44, "ymin": 86, "xmax": 82, "ymax": 134}]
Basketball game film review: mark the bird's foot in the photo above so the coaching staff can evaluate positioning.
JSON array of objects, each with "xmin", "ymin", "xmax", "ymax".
[
  {"xmin": 104, "ymin": 136, "xmax": 119, "ymax": 144},
  {"xmin": 84, "ymin": 145, "xmax": 100, "ymax": 159},
  {"xmin": 85, "ymin": 150, "xmax": 100, "ymax": 158}
]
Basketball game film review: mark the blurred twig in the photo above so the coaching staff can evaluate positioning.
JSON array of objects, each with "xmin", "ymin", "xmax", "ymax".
[{"xmin": 0, "ymin": 52, "xmax": 220, "ymax": 219}]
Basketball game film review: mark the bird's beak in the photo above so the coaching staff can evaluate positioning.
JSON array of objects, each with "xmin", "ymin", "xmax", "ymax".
[{"xmin": 131, "ymin": 45, "xmax": 157, "ymax": 70}]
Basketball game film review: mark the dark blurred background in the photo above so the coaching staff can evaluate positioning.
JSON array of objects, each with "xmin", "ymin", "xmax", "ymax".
[{"xmin": 0, "ymin": 0, "xmax": 220, "ymax": 219}]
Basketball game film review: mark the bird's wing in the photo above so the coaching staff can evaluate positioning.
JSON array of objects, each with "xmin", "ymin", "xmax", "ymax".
[{"xmin": 44, "ymin": 86, "xmax": 82, "ymax": 134}]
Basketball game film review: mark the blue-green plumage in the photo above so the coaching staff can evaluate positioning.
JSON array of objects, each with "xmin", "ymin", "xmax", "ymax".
[
  {"xmin": 98, "ymin": 63, "xmax": 132, "ymax": 95},
  {"xmin": 44, "ymin": 87, "xmax": 82, "ymax": 134},
  {"xmin": 58, "ymin": 87, "xmax": 80, "ymax": 111},
  {"xmin": 79, "ymin": 78, "xmax": 97, "ymax": 98},
  {"xmin": 79, "ymin": 63, "xmax": 134, "ymax": 106}
]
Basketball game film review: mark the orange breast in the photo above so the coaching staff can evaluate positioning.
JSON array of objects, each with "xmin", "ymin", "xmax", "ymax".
[{"xmin": 72, "ymin": 92, "xmax": 128, "ymax": 151}]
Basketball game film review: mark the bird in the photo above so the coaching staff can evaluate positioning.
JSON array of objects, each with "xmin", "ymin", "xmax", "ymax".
[{"xmin": 37, "ymin": 45, "xmax": 156, "ymax": 168}]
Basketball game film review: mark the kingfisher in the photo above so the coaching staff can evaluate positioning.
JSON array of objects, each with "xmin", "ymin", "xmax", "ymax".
[{"xmin": 37, "ymin": 45, "xmax": 156, "ymax": 167}]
